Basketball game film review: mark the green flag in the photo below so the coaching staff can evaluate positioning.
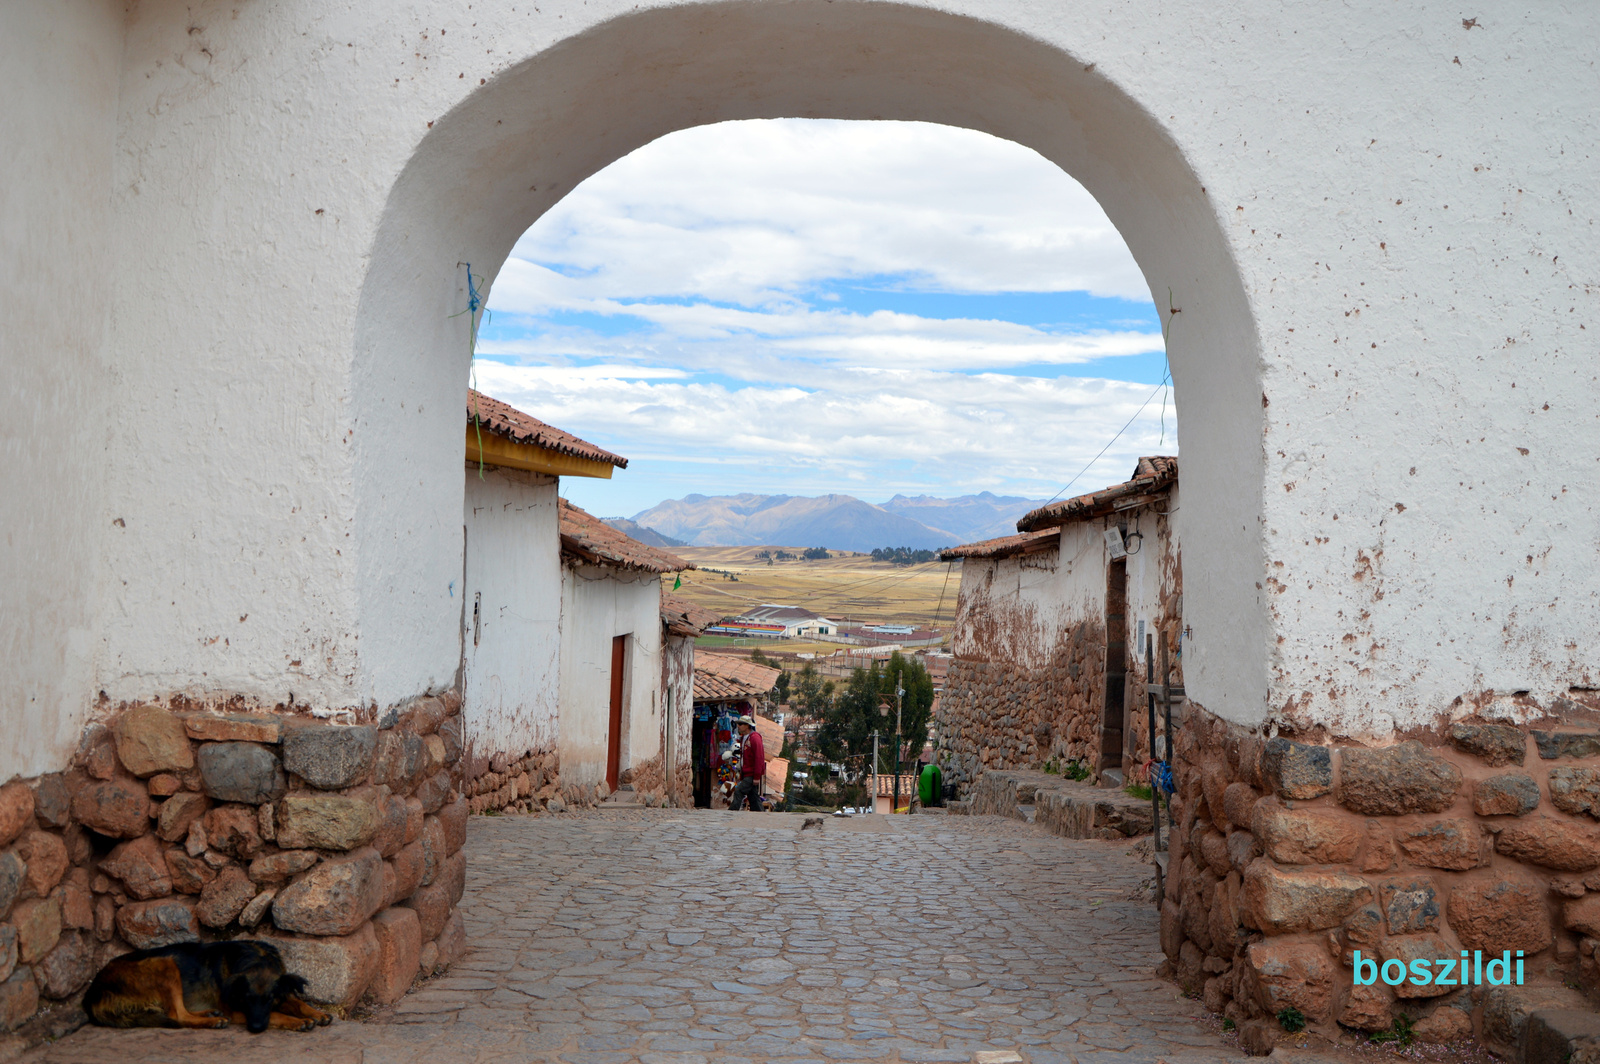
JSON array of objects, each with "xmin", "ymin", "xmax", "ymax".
[{"xmin": 673, "ymin": 574, "xmax": 682, "ymax": 591}]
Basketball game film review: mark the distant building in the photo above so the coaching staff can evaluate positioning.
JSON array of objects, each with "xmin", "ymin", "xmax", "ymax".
[{"xmin": 707, "ymin": 603, "xmax": 837, "ymax": 638}]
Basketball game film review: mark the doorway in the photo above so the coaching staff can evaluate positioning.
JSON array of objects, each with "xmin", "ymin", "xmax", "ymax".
[
  {"xmin": 1100, "ymin": 557, "xmax": 1128, "ymax": 781},
  {"xmin": 607, "ymin": 634, "xmax": 627, "ymax": 791}
]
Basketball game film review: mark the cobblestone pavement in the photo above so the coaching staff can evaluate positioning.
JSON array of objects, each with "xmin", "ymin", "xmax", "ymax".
[{"xmin": 25, "ymin": 810, "xmax": 1243, "ymax": 1064}]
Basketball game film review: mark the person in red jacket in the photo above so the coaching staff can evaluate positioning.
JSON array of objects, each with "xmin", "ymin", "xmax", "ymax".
[{"xmin": 730, "ymin": 714, "xmax": 765, "ymax": 812}]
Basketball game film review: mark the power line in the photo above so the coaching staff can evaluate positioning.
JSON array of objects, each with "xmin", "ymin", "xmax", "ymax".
[{"xmin": 1039, "ymin": 369, "xmax": 1171, "ymax": 507}]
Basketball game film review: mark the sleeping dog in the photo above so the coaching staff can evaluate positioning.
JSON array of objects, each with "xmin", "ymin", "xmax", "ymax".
[{"xmin": 84, "ymin": 940, "xmax": 331, "ymax": 1033}]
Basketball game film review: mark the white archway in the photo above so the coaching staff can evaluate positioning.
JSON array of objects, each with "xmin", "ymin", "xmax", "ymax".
[{"xmin": 351, "ymin": 0, "xmax": 1267, "ymax": 724}]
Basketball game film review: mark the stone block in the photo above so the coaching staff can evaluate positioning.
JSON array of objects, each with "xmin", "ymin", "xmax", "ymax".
[
  {"xmin": 439, "ymin": 718, "xmax": 462, "ymax": 767},
  {"xmin": 18, "ymin": 831, "xmax": 67, "ymax": 897},
  {"xmin": 100, "ymin": 835, "xmax": 172, "ymax": 900},
  {"xmin": 438, "ymin": 797, "xmax": 468, "ymax": 855},
  {"xmin": 1413, "ymin": 1001, "xmax": 1473, "ymax": 1045},
  {"xmin": 1448, "ymin": 876, "xmax": 1553, "ymax": 954},
  {"xmin": 0, "ymin": 854, "xmax": 21, "ymax": 922},
  {"xmin": 197, "ymin": 865, "xmax": 256, "ymax": 928},
  {"xmin": 1159, "ymin": 898, "xmax": 1182, "ymax": 959},
  {"xmin": 1243, "ymin": 860, "xmax": 1373, "ymax": 934},
  {"xmin": 271, "ymin": 846, "xmax": 385, "ymax": 936},
  {"xmin": 405, "ymin": 697, "xmax": 448, "ymax": 737},
  {"xmin": 1495, "ymin": 817, "xmax": 1600, "ymax": 870},
  {"xmin": 112, "ymin": 705, "xmax": 194, "ymax": 778},
  {"xmin": 274, "ymin": 794, "xmax": 377, "ymax": 852},
  {"xmin": 417, "ymin": 939, "xmax": 439, "ymax": 977},
  {"xmin": 420, "ymin": 815, "xmax": 445, "ymax": 887},
  {"xmin": 1242, "ymin": 938, "xmax": 1335, "ymax": 1021},
  {"xmin": 283, "ymin": 724, "xmax": 376, "ymax": 789},
  {"xmin": 423, "ymin": 734, "xmax": 447, "ymax": 777},
  {"xmin": 238, "ymin": 888, "xmax": 276, "ymax": 929},
  {"xmin": 1260, "ymin": 738, "xmax": 1331, "ymax": 800},
  {"xmin": 1339, "ymin": 741, "xmax": 1461, "ymax": 816},
  {"xmin": 247, "ymin": 849, "xmax": 319, "ymax": 884},
  {"xmin": 416, "ymin": 771, "xmax": 452, "ymax": 815},
  {"xmin": 1525, "ymin": 1009, "xmax": 1600, "ymax": 1064},
  {"xmin": 0, "ymin": 967, "xmax": 38, "ymax": 1032},
  {"xmin": 1379, "ymin": 876, "xmax": 1440, "ymax": 934},
  {"xmin": 1534, "ymin": 732, "xmax": 1600, "ymax": 761},
  {"xmin": 1226, "ymin": 830, "xmax": 1261, "ymax": 873},
  {"xmin": 1251, "ymin": 801, "xmax": 1361, "ymax": 864},
  {"xmin": 1381, "ymin": 933, "xmax": 1455, "ymax": 998},
  {"xmin": 31, "ymin": 776, "xmax": 70, "ymax": 831},
  {"xmin": 35, "ymin": 930, "xmax": 95, "ymax": 999},
  {"xmin": 13, "ymin": 896, "xmax": 61, "ymax": 964},
  {"xmin": 1361, "ymin": 818, "xmax": 1397, "ymax": 873},
  {"xmin": 440, "ymin": 849, "xmax": 466, "ymax": 907},
  {"xmin": 203, "ymin": 804, "xmax": 263, "ymax": 859},
  {"xmin": 1199, "ymin": 830, "xmax": 1231, "ymax": 876},
  {"xmin": 373, "ymin": 794, "xmax": 408, "ymax": 858},
  {"xmin": 1393, "ymin": 819, "xmax": 1486, "ymax": 871},
  {"xmin": 184, "ymin": 713, "xmax": 283, "ymax": 744},
  {"xmin": 436, "ymin": 909, "xmax": 466, "ymax": 971},
  {"xmin": 0, "ymin": 927, "xmax": 13, "ymax": 986},
  {"xmin": 374, "ymin": 731, "xmax": 424, "ymax": 788},
  {"xmin": 1473, "ymin": 773, "xmax": 1541, "ymax": 817},
  {"xmin": 164, "ymin": 848, "xmax": 215, "ymax": 894},
  {"xmin": 1483, "ymin": 985, "xmax": 1589, "ymax": 1050},
  {"xmin": 116, "ymin": 896, "xmax": 199, "ymax": 949},
  {"xmin": 70, "ymin": 778, "xmax": 149, "ymax": 839},
  {"xmin": 402, "ymin": 879, "xmax": 452, "ymax": 942},
  {"xmin": 1549, "ymin": 767, "xmax": 1600, "ymax": 819},
  {"xmin": 387, "ymin": 840, "xmax": 425, "ymax": 906},
  {"xmin": 60, "ymin": 875, "xmax": 92, "ymax": 930},
  {"xmin": 197, "ymin": 742, "xmax": 286, "ymax": 805},
  {"xmin": 1564, "ymin": 894, "xmax": 1600, "ymax": 938},
  {"xmin": 1238, "ymin": 1019, "xmax": 1276, "ymax": 1056},
  {"xmin": 403, "ymin": 797, "xmax": 424, "ymax": 844},
  {"xmin": 254, "ymin": 922, "xmax": 378, "ymax": 1008},
  {"xmin": 155, "ymin": 791, "xmax": 210, "ymax": 842},
  {"xmin": 147, "ymin": 773, "xmax": 181, "ymax": 797},
  {"xmin": 1222, "ymin": 782, "xmax": 1259, "ymax": 829},
  {"xmin": 1449, "ymin": 723, "xmax": 1527, "ymax": 767},
  {"xmin": 1339, "ymin": 983, "xmax": 1394, "ymax": 1031},
  {"xmin": 368, "ymin": 905, "xmax": 421, "ymax": 1005}
]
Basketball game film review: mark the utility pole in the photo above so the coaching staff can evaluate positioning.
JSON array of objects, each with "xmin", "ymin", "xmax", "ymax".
[
  {"xmin": 892, "ymin": 680, "xmax": 905, "ymax": 814},
  {"xmin": 870, "ymin": 731, "xmax": 880, "ymax": 814}
]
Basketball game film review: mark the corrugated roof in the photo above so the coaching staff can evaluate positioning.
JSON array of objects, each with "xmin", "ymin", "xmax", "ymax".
[
  {"xmin": 693, "ymin": 652, "xmax": 782, "ymax": 702},
  {"xmin": 560, "ymin": 499, "xmax": 692, "ymax": 573},
  {"xmin": 736, "ymin": 604, "xmax": 825, "ymax": 623},
  {"xmin": 939, "ymin": 527, "xmax": 1061, "ymax": 561},
  {"xmin": 468, "ymin": 390, "xmax": 628, "ymax": 468},
  {"xmin": 1015, "ymin": 456, "xmax": 1177, "ymax": 533},
  {"xmin": 661, "ymin": 593, "xmax": 719, "ymax": 637}
]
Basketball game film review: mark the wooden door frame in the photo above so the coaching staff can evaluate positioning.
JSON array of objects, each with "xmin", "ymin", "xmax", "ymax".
[{"xmin": 607, "ymin": 634, "xmax": 627, "ymax": 791}]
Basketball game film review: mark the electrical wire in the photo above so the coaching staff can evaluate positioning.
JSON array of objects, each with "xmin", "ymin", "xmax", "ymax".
[{"xmin": 1038, "ymin": 368, "xmax": 1171, "ymax": 508}]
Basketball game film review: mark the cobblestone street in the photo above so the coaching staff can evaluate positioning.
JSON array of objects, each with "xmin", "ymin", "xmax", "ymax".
[{"xmin": 25, "ymin": 810, "xmax": 1241, "ymax": 1064}]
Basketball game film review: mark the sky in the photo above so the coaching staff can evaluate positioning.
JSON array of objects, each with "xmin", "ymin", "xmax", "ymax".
[{"xmin": 473, "ymin": 118, "xmax": 1176, "ymax": 519}]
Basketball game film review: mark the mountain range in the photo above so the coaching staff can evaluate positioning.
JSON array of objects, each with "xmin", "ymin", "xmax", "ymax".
[{"xmin": 620, "ymin": 491, "xmax": 1046, "ymax": 553}]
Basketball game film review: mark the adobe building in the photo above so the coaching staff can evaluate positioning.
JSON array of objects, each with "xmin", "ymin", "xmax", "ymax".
[
  {"xmin": 7, "ymin": 1, "xmax": 1600, "ymax": 1053},
  {"xmin": 936, "ymin": 457, "xmax": 1180, "ymax": 789}
]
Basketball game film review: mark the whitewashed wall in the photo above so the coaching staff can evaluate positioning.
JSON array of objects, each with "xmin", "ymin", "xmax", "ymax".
[
  {"xmin": 951, "ymin": 523, "xmax": 1107, "ymax": 671},
  {"xmin": 4, "ymin": 1, "xmax": 1599, "ymax": 784},
  {"xmin": 461, "ymin": 468, "xmax": 561, "ymax": 760},
  {"xmin": 557, "ymin": 566, "xmax": 663, "ymax": 787},
  {"xmin": 661, "ymin": 632, "xmax": 696, "ymax": 795}
]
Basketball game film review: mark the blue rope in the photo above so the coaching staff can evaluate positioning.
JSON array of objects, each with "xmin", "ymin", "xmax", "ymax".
[
  {"xmin": 1152, "ymin": 761, "xmax": 1176, "ymax": 796},
  {"xmin": 465, "ymin": 262, "xmax": 482, "ymax": 313}
]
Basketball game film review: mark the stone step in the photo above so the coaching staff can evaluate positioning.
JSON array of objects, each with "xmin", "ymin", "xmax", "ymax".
[{"xmin": 1100, "ymin": 768, "xmax": 1125, "ymax": 788}]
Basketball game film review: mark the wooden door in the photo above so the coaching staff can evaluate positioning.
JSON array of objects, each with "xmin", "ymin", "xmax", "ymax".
[
  {"xmin": 607, "ymin": 634, "xmax": 626, "ymax": 791},
  {"xmin": 1101, "ymin": 558, "xmax": 1128, "ymax": 775}
]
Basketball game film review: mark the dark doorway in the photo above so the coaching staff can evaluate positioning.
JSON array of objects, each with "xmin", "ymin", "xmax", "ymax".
[
  {"xmin": 1100, "ymin": 557, "xmax": 1128, "ymax": 782},
  {"xmin": 607, "ymin": 634, "xmax": 626, "ymax": 791},
  {"xmin": 691, "ymin": 710, "xmax": 713, "ymax": 808}
]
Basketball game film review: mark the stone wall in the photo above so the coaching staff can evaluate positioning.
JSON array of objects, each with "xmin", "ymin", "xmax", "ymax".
[
  {"xmin": 950, "ymin": 769, "xmax": 1154, "ymax": 840},
  {"xmin": 0, "ymin": 695, "xmax": 470, "ymax": 1049},
  {"xmin": 935, "ymin": 622, "xmax": 1106, "ymax": 791},
  {"xmin": 1165, "ymin": 702, "xmax": 1600, "ymax": 1055}
]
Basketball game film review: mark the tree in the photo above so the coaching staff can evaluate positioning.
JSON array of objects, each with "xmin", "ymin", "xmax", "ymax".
[
  {"xmin": 791, "ymin": 663, "xmax": 834, "ymax": 719},
  {"xmin": 816, "ymin": 651, "xmax": 935, "ymax": 775}
]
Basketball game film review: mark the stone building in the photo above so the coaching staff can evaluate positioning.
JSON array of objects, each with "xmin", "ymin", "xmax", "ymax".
[{"xmin": 936, "ymin": 458, "xmax": 1180, "ymax": 790}]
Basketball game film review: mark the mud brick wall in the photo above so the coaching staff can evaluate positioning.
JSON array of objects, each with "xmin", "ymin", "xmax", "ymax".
[
  {"xmin": 1165, "ymin": 702, "xmax": 1600, "ymax": 1054},
  {"xmin": 934, "ymin": 621, "xmax": 1106, "ymax": 791},
  {"xmin": 0, "ymin": 694, "xmax": 471, "ymax": 1044}
]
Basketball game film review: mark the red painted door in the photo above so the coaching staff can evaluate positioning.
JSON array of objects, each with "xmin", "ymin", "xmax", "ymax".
[{"xmin": 607, "ymin": 635, "xmax": 626, "ymax": 791}]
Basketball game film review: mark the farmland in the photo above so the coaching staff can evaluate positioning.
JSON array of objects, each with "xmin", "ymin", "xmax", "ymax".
[{"xmin": 663, "ymin": 545, "xmax": 960, "ymax": 637}]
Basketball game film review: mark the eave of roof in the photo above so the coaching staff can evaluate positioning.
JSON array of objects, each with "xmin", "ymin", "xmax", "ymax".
[
  {"xmin": 560, "ymin": 499, "xmax": 693, "ymax": 574},
  {"xmin": 661, "ymin": 592, "xmax": 719, "ymax": 637},
  {"xmin": 939, "ymin": 527, "xmax": 1061, "ymax": 562},
  {"xmin": 466, "ymin": 390, "xmax": 627, "ymax": 479},
  {"xmin": 1015, "ymin": 456, "xmax": 1177, "ymax": 533}
]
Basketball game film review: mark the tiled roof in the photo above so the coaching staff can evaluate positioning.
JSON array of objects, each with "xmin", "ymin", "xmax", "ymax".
[
  {"xmin": 1015, "ymin": 456, "xmax": 1178, "ymax": 533},
  {"xmin": 468, "ymin": 390, "xmax": 627, "ymax": 468},
  {"xmin": 559, "ymin": 499, "xmax": 692, "ymax": 573},
  {"xmin": 939, "ymin": 527, "xmax": 1061, "ymax": 561},
  {"xmin": 693, "ymin": 652, "xmax": 782, "ymax": 702},
  {"xmin": 661, "ymin": 593, "xmax": 719, "ymax": 637}
]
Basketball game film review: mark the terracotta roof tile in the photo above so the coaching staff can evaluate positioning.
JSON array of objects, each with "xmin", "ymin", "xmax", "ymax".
[
  {"xmin": 1015, "ymin": 456, "xmax": 1178, "ymax": 533},
  {"xmin": 693, "ymin": 652, "xmax": 782, "ymax": 702},
  {"xmin": 661, "ymin": 593, "xmax": 719, "ymax": 637},
  {"xmin": 559, "ymin": 499, "xmax": 691, "ymax": 573},
  {"xmin": 468, "ymin": 390, "xmax": 627, "ymax": 468},
  {"xmin": 938, "ymin": 527, "xmax": 1060, "ymax": 561}
]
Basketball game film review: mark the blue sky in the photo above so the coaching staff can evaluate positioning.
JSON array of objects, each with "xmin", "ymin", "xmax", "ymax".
[{"xmin": 473, "ymin": 119, "xmax": 1175, "ymax": 518}]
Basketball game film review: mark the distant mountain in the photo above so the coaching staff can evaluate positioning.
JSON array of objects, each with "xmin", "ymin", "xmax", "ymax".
[
  {"xmin": 630, "ymin": 493, "xmax": 956, "ymax": 553},
  {"xmin": 879, "ymin": 491, "xmax": 1047, "ymax": 544},
  {"xmin": 601, "ymin": 517, "xmax": 690, "ymax": 549}
]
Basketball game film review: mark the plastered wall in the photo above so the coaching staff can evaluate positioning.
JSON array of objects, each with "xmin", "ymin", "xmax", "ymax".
[{"xmin": 557, "ymin": 566, "xmax": 663, "ymax": 786}]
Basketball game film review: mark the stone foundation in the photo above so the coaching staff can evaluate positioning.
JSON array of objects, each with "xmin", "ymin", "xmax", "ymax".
[
  {"xmin": 949, "ymin": 769, "xmax": 1154, "ymax": 840},
  {"xmin": 0, "ymin": 694, "xmax": 470, "ymax": 1050},
  {"xmin": 1166, "ymin": 702, "xmax": 1600, "ymax": 1057}
]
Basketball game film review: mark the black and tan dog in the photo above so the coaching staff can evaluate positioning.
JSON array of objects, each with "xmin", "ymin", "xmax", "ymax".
[{"xmin": 83, "ymin": 940, "xmax": 332, "ymax": 1033}]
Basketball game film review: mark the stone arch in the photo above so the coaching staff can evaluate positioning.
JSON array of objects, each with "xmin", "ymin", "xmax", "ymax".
[{"xmin": 352, "ymin": 0, "xmax": 1267, "ymax": 718}]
